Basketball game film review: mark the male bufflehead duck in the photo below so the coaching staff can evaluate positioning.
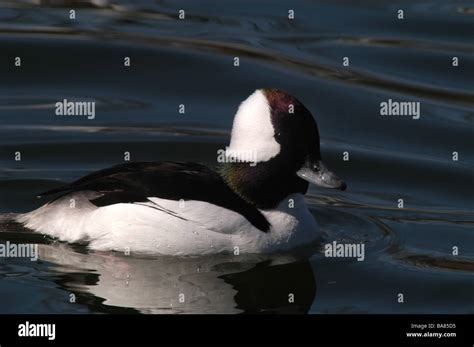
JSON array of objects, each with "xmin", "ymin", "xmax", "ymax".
[{"xmin": 17, "ymin": 89, "xmax": 346, "ymax": 255}]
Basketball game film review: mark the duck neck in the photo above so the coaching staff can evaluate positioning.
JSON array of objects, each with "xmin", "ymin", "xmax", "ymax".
[{"xmin": 219, "ymin": 161, "xmax": 309, "ymax": 210}]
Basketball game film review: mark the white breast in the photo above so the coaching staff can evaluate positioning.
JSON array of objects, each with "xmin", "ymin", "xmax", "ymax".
[{"xmin": 17, "ymin": 192, "xmax": 318, "ymax": 255}]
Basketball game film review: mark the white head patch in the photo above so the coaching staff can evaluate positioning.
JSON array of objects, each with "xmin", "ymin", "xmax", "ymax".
[{"xmin": 226, "ymin": 90, "xmax": 281, "ymax": 163}]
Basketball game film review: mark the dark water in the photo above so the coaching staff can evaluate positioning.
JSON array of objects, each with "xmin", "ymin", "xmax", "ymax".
[{"xmin": 0, "ymin": 0, "xmax": 473, "ymax": 314}]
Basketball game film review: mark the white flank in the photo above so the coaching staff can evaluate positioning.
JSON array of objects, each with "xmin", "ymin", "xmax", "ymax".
[{"xmin": 17, "ymin": 193, "xmax": 318, "ymax": 255}]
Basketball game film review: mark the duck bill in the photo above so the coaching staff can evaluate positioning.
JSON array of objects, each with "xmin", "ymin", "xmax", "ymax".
[{"xmin": 296, "ymin": 158, "xmax": 346, "ymax": 191}]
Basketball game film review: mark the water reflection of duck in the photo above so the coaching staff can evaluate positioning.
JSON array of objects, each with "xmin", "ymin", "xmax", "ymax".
[
  {"xmin": 37, "ymin": 243, "xmax": 316, "ymax": 314},
  {"xmin": 18, "ymin": 89, "xmax": 345, "ymax": 255}
]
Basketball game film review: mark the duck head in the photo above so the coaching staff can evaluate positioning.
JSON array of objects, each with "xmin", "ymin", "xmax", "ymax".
[{"xmin": 221, "ymin": 88, "xmax": 346, "ymax": 209}]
